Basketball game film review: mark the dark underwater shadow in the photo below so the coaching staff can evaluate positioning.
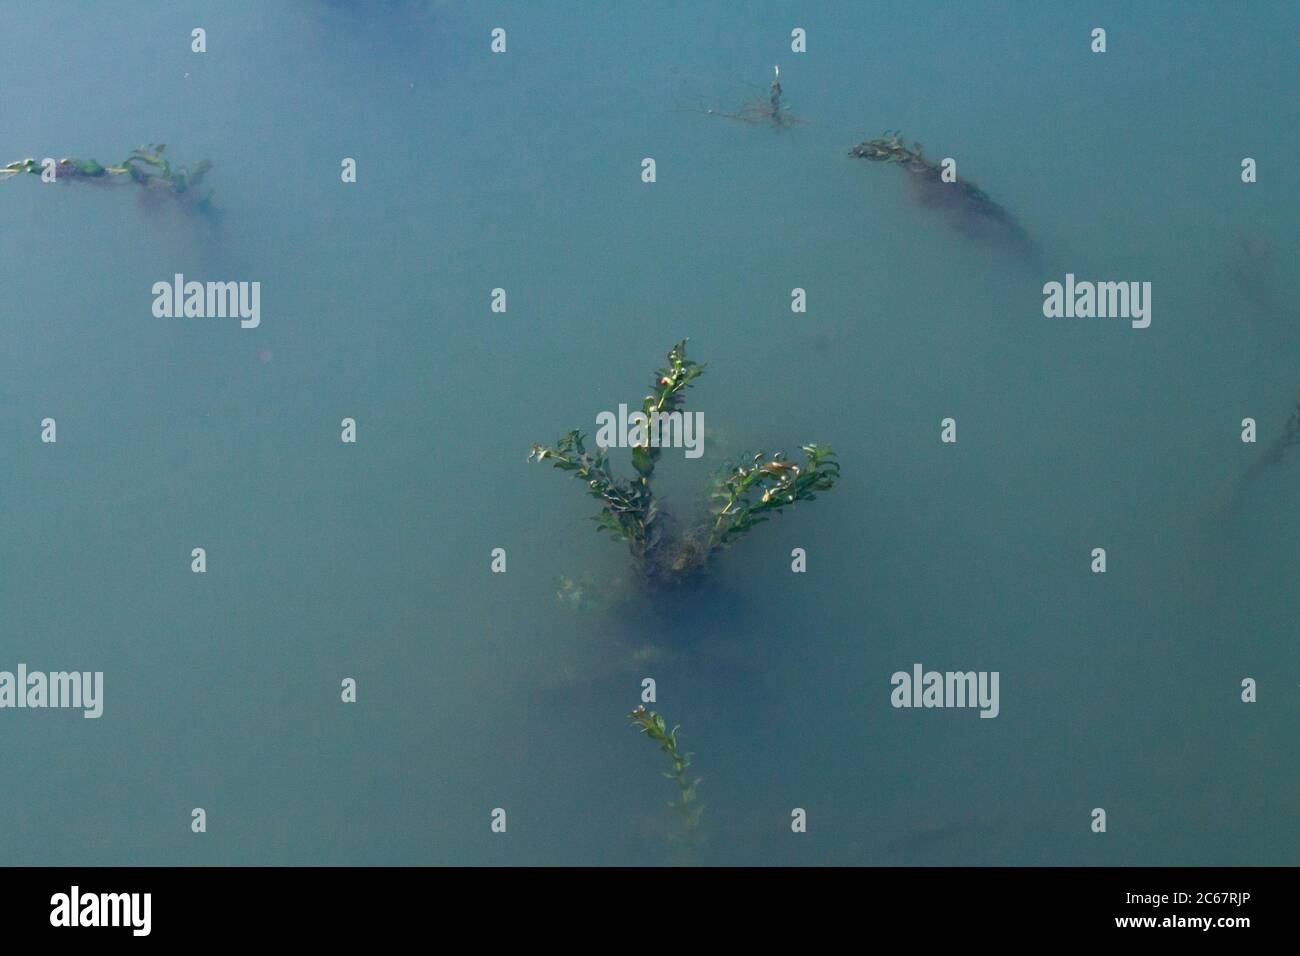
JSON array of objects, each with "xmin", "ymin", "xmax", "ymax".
[
  {"xmin": 850, "ymin": 133, "xmax": 1044, "ymax": 272},
  {"xmin": 537, "ymin": 563, "xmax": 768, "ymax": 695}
]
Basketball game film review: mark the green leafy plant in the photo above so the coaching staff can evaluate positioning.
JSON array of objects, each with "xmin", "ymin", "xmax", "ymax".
[
  {"xmin": 629, "ymin": 706, "xmax": 702, "ymax": 838},
  {"xmin": 707, "ymin": 445, "xmax": 841, "ymax": 550},
  {"xmin": 849, "ymin": 131, "xmax": 1035, "ymax": 257},
  {"xmin": 2, "ymin": 144, "xmax": 216, "ymax": 214},
  {"xmin": 529, "ymin": 341, "xmax": 838, "ymax": 588}
]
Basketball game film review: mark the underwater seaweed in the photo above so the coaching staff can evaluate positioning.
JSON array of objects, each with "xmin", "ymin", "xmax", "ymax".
[
  {"xmin": 529, "ymin": 341, "xmax": 838, "ymax": 590},
  {"xmin": 849, "ymin": 131, "xmax": 1036, "ymax": 259},
  {"xmin": 629, "ymin": 706, "xmax": 702, "ymax": 840},
  {"xmin": 2, "ymin": 145, "xmax": 216, "ymax": 216}
]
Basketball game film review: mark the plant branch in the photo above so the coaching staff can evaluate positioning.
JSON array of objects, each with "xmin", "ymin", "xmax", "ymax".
[{"xmin": 629, "ymin": 706, "xmax": 702, "ymax": 838}]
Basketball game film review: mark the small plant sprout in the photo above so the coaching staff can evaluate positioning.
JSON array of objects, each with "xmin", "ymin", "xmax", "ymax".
[
  {"xmin": 629, "ymin": 705, "xmax": 702, "ymax": 838},
  {"xmin": 674, "ymin": 66, "xmax": 807, "ymax": 129},
  {"xmin": 529, "ymin": 341, "xmax": 838, "ymax": 589}
]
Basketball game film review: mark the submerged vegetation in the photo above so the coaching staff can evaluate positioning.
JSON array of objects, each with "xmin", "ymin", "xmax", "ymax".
[
  {"xmin": 1223, "ymin": 390, "xmax": 1300, "ymax": 516},
  {"xmin": 1225, "ymin": 235, "xmax": 1289, "ymax": 334},
  {"xmin": 1245, "ymin": 391, "xmax": 1300, "ymax": 481},
  {"xmin": 850, "ymin": 131, "xmax": 1036, "ymax": 258},
  {"xmin": 2, "ymin": 145, "xmax": 216, "ymax": 215},
  {"xmin": 674, "ymin": 71, "xmax": 1039, "ymax": 257},
  {"xmin": 529, "ymin": 341, "xmax": 838, "ymax": 589},
  {"xmin": 1277, "ymin": 394, "xmax": 1300, "ymax": 462},
  {"xmin": 629, "ymin": 706, "xmax": 702, "ymax": 840},
  {"xmin": 676, "ymin": 65, "xmax": 807, "ymax": 129}
]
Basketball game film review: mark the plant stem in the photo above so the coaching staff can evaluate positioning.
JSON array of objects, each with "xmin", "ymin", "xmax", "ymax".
[{"xmin": 629, "ymin": 706, "xmax": 702, "ymax": 839}]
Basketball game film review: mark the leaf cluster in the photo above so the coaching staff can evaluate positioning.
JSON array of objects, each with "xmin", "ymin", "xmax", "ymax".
[
  {"xmin": 529, "ymin": 430, "xmax": 657, "ymax": 552},
  {"xmin": 633, "ymin": 339, "xmax": 704, "ymax": 481},
  {"xmin": 530, "ymin": 342, "xmax": 838, "ymax": 584},
  {"xmin": 707, "ymin": 444, "xmax": 840, "ymax": 550}
]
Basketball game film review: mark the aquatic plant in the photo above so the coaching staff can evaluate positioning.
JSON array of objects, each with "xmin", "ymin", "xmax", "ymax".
[
  {"xmin": 553, "ymin": 573, "xmax": 619, "ymax": 614},
  {"xmin": 1230, "ymin": 390, "xmax": 1300, "ymax": 507},
  {"xmin": 529, "ymin": 341, "xmax": 838, "ymax": 589},
  {"xmin": 1282, "ymin": 396, "xmax": 1300, "ymax": 456},
  {"xmin": 1257, "ymin": 391, "xmax": 1300, "ymax": 467},
  {"xmin": 707, "ymin": 445, "xmax": 841, "ymax": 550},
  {"xmin": 629, "ymin": 706, "xmax": 702, "ymax": 838},
  {"xmin": 849, "ymin": 131, "xmax": 1035, "ymax": 256},
  {"xmin": 2, "ymin": 145, "xmax": 215, "ymax": 214},
  {"xmin": 675, "ymin": 65, "xmax": 807, "ymax": 129}
]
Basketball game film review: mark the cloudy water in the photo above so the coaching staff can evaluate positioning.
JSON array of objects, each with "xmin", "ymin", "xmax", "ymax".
[{"xmin": 1, "ymin": 1, "xmax": 1296, "ymax": 865}]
